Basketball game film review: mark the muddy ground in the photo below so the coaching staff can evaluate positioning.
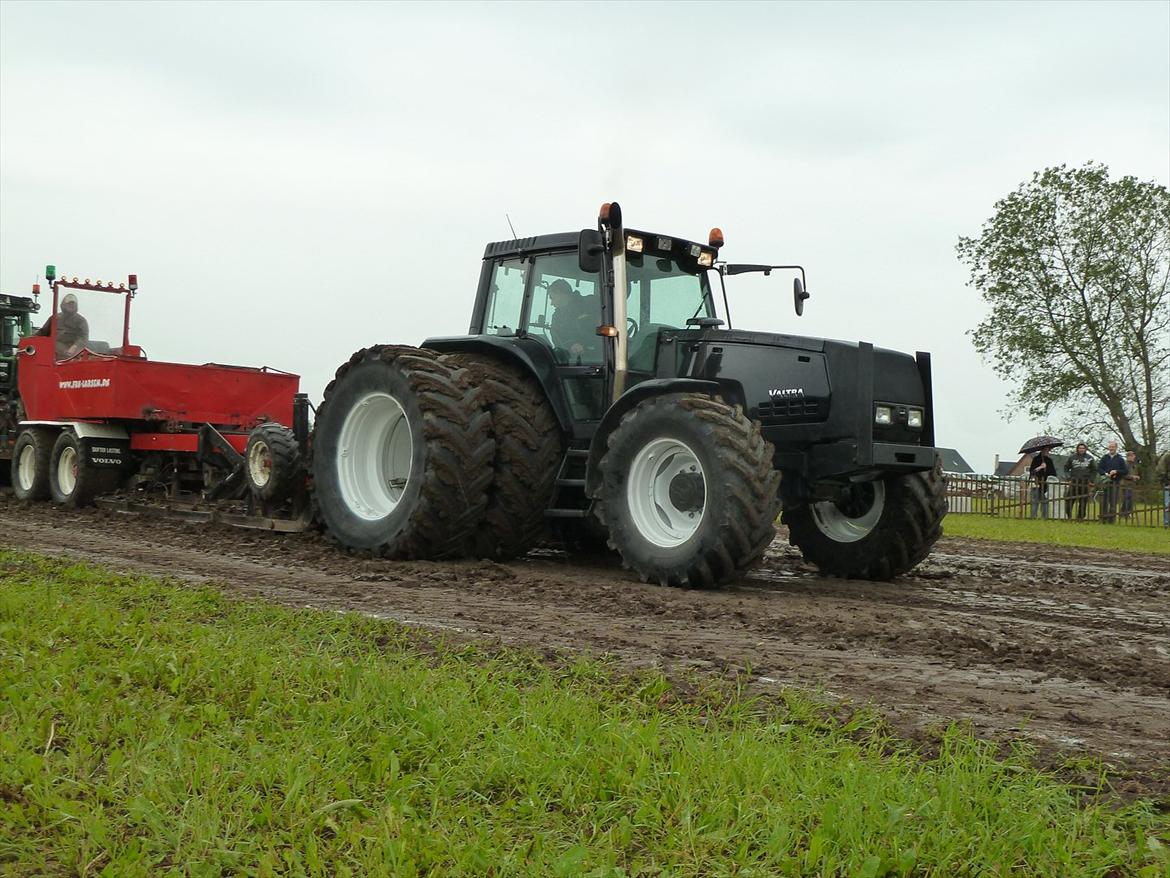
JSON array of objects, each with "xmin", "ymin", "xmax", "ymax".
[{"xmin": 3, "ymin": 496, "xmax": 1168, "ymax": 799}]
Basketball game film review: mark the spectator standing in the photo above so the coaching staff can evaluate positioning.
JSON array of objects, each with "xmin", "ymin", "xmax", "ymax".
[
  {"xmin": 1029, "ymin": 448, "xmax": 1055, "ymax": 519},
  {"xmin": 1156, "ymin": 450, "xmax": 1169, "ymax": 528},
  {"xmin": 1097, "ymin": 441, "xmax": 1128, "ymax": 523},
  {"xmin": 1120, "ymin": 451, "xmax": 1141, "ymax": 518},
  {"xmin": 1063, "ymin": 442, "xmax": 1095, "ymax": 520}
]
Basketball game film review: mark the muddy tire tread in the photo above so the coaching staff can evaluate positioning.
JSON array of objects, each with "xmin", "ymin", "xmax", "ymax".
[
  {"xmin": 310, "ymin": 344, "xmax": 494, "ymax": 559},
  {"xmin": 442, "ymin": 353, "xmax": 563, "ymax": 560},
  {"xmin": 597, "ymin": 393, "xmax": 781, "ymax": 588}
]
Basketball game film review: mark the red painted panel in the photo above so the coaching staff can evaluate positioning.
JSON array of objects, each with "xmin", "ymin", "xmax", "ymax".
[
  {"xmin": 129, "ymin": 432, "xmax": 248, "ymax": 453},
  {"xmin": 18, "ymin": 338, "xmax": 299, "ymax": 431}
]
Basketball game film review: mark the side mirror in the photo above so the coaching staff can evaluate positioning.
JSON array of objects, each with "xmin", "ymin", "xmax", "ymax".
[
  {"xmin": 794, "ymin": 277, "xmax": 810, "ymax": 316},
  {"xmin": 578, "ymin": 229, "xmax": 604, "ymax": 274}
]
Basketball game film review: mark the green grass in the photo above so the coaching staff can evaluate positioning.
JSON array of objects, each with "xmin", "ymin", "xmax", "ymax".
[
  {"xmin": 944, "ymin": 514, "xmax": 1170, "ymax": 554},
  {"xmin": 2, "ymin": 552, "xmax": 1167, "ymax": 877}
]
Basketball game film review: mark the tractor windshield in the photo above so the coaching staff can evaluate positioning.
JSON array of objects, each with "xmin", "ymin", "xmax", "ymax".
[{"xmin": 625, "ymin": 253, "xmax": 714, "ymax": 332}]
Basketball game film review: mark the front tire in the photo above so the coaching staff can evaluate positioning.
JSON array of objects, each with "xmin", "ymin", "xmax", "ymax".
[
  {"xmin": 310, "ymin": 345, "xmax": 494, "ymax": 559},
  {"xmin": 12, "ymin": 428, "xmax": 55, "ymax": 502},
  {"xmin": 596, "ymin": 393, "xmax": 780, "ymax": 588},
  {"xmin": 782, "ymin": 458, "xmax": 946, "ymax": 579}
]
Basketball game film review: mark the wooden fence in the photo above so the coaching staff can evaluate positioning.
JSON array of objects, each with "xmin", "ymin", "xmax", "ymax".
[{"xmin": 943, "ymin": 475, "xmax": 1169, "ymax": 528}]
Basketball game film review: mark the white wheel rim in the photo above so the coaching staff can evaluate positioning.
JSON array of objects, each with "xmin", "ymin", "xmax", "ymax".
[
  {"xmin": 57, "ymin": 445, "xmax": 78, "ymax": 497},
  {"xmin": 811, "ymin": 481, "xmax": 885, "ymax": 543},
  {"xmin": 336, "ymin": 391, "xmax": 413, "ymax": 521},
  {"xmin": 248, "ymin": 440, "xmax": 273, "ymax": 488},
  {"xmin": 626, "ymin": 437, "xmax": 706, "ymax": 548},
  {"xmin": 17, "ymin": 444, "xmax": 37, "ymax": 491}
]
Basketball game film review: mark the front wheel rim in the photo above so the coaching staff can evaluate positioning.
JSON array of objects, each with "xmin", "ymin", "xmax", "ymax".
[
  {"xmin": 811, "ymin": 481, "xmax": 885, "ymax": 543},
  {"xmin": 626, "ymin": 437, "xmax": 706, "ymax": 548},
  {"xmin": 17, "ymin": 444, "xmax": 36, "ymax": 491},
  {"xmin": 336, "ymin": 391, "xmax": 413, "ymax": 521},
  {"xmin": 57, "ymin": 445, "xmax": 78, "ymax": 497}
]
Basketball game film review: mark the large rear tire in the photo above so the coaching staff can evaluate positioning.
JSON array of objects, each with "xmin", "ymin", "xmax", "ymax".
[
  {"xmin": 48, "ymin": 430, "xmax": 119, "ymax": 507},
  {"xmin": 596, "ymin": 393, "xmax": 780, "ymax": 588},
  {"xmin": 782, "ymin": 457, "xmax": 946, "ymax": 579},
  {"xmin": 310, "ymin": 345, "xmax": 494, "ymax": 559},
  {"xmin": 12, "ymin": 427, "xmax": 55, "ymax": 502},
  {"xmin": 442, "ymin": 353, "xmax": 563, "ymax": 560}
]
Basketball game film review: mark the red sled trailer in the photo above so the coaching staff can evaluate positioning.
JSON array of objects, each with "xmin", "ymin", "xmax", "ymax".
[{"xmin": 6, "ymin": 268, "xmax": 309, "ymax": 526}]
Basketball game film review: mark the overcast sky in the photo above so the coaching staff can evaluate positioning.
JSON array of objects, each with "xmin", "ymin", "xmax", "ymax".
[{"xmin": 2, "ymin": 0, "xmax": 1167, "ymax": 471}]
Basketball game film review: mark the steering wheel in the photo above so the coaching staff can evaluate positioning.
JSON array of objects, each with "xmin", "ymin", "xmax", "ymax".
[{"xmin": 626, "ymin": 317, "xmax": 639, "ymax": 339}]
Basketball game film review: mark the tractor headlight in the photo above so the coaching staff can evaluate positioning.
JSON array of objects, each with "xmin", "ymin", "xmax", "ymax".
[
  {"xmin": 697, "ymin": 250, "xmax": 715, "ymax": 267},
  {"xmin": 875, "ymin": 406, "xmax": 893, "ymax": 426},
  {"xmin": 625, "ymin": 235, "xmax": 644, "ymax": 253},
  {"xmin": 907, "ymin": 408, "xmax": 924, "ymax": 429}
]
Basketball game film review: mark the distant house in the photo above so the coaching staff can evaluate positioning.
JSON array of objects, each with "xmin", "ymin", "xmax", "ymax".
[{"xmin": 938, "ymin": 447, "xmax": 974, "ymax": 474}]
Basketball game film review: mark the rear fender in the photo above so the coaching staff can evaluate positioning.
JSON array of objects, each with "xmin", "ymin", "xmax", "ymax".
[
  {"xmin": 422, "ymin": 335, "xmax": 574, "ymax": 433},
  {"xmin": 584, "ymin": 378, "xmax": 720, "ymax": 498}
]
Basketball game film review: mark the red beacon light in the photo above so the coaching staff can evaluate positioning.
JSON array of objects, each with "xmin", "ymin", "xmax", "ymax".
[{"xmin": 128, "ymin": 274, "xmax": 138, "ymax": 291}]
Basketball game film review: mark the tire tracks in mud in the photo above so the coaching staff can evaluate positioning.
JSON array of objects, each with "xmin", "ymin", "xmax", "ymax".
[{"xmin": 3, "ymin": 499, "xmax": 1168, "ymax": 793}]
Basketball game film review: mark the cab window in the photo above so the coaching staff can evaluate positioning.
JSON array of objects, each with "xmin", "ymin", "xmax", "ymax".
[
  {"xmin": 483, "ymin": 259, "xmax": 528, "ymax": 336},
  {"xmin": 525, "ymin": 252, "xmax": 602, "ymax": 366}
]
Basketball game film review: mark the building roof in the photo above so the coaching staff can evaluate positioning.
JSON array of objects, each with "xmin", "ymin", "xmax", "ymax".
[{"xmin": 938, "ymin": 447, "xmax": 974, "ymax": 473}]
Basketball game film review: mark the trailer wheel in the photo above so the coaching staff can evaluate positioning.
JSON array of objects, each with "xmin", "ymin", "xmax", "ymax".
[
  {"xmin": 596, "ymin": 393, "xmax": 780, "ymax": 588},
  {"xmin": 48, "ymin": 431, "xmax": 118, "ymax": 507},
  {"xmin": 245, "ymin": 423, "xmax": 302, "ymax": 503},
  {"xmin": 782, "ymin": 457, "xmax": 946, "ymax": 580},
  {"xmin": 310, "ymin": 345, "xmax": 494, "ymax": 559},
  {"xmin": 442, "ymin": 353, "xmax": 563, "ymax": 559},
  {"xmin": 12, "ymin": 427, "xmax": 55, "ymax": 502}
]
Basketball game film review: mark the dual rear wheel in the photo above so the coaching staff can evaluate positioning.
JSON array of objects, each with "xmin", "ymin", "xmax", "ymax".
[{"xmin": 11, "ymin": 428, "xmax": 118, "ymax": 507}]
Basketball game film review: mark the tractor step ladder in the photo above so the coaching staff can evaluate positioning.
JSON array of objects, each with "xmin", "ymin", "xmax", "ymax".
[{"xmin": 544, "ymin": 447, "xmax": 590, "ymax": 518}]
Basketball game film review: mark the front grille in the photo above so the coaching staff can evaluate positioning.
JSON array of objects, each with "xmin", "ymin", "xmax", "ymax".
[{"xmin": 755, "ymin": 397, "xmax": 827, "ymax": 425}]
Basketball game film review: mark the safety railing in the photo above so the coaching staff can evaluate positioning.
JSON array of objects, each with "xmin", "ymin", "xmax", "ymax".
[{"xmin": 943, "ymin": 474, "xmax": 1169, "ymax": 528}]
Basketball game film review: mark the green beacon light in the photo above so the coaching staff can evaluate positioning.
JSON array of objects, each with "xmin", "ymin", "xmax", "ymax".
[{"xmin": 45, "ymin": 264, "xmax": 56, "ymax": 281}]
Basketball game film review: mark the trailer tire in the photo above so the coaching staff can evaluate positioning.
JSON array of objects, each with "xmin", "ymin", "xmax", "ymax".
[
  {"xmin": 782, "ymin": 456, "xmax": 946, "ymax": 580},
  {"xmin": 596, "ymin": 393, "xmax": 780, "ymax": 588},
  {"xmin": 310, "ymin": 345, "xmax": 494, "ymax": 559},
  {"xmin": 245, "ymin": 423, "xmax": 302, "ymax": 503},
  {"xmin": 12, "ymin": 427, "xmax": 56, "ymax": 502},
  {"xmin": 442, "ymin": 353, "xmax": 563, "ymax": 559},
  {"xmin": 48, "ymin": 431, "xmax": 118, "ymax": 507}
]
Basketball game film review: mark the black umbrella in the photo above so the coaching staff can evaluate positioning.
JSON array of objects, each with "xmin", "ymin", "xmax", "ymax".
[{"xmin": 1019, "ymin": 435, "xmax": 1063, "ymax": 454}]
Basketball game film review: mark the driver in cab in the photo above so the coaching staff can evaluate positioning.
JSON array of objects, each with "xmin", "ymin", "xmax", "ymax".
[
  {"xmin": 35, "ymin": 292, "xmax": 90, "ymax": 359},
  {"xmin": 547, "ymin": 279, "xmax": 599, "ymax": 364}
]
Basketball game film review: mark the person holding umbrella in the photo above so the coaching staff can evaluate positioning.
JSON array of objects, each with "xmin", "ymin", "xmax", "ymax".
[
  {"xmin": 1097, "ymin": 441, "xmax": 1129, "ymax": 524},
  {"xmin": 1020, "ymin": 435, "xmax": 1061, "ymax": 520}
]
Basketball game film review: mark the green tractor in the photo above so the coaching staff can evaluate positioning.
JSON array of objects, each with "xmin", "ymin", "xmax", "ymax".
[
  {"xmin": 310, "ymin": 203, "xmax": 946, "ymax": 586},
  {"xmin": 0, "ymin": 290, "xmax": 41, "ymax": 477}
]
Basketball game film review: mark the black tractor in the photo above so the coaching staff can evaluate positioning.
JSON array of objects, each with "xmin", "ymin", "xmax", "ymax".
[{"xmin": 310, "ymin": 202, "xmax": 946, "ymax": 586}]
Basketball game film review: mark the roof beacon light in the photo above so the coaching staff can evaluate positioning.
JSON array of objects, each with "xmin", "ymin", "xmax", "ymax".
[
  {"xmin": 128, "ymin": 274, "xmax": 138, "ymax": 290},
  {"xmin": 599, "ymin": 202, "xmax": 612, "ymax": 222},
  {"xmin": 625, "ymin": 235, "xmax": 644, "ymax": 253},
  {"xmin": 709, "ymin": 228, "xmax": 724, "ymax": 248},
  {"xmin": 32, "ymin": 283, "xmax": 41, "ymax": 296},
  {"xmin": 45, "ymin": 264, "xmax": 56, "ymax": 281}
]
